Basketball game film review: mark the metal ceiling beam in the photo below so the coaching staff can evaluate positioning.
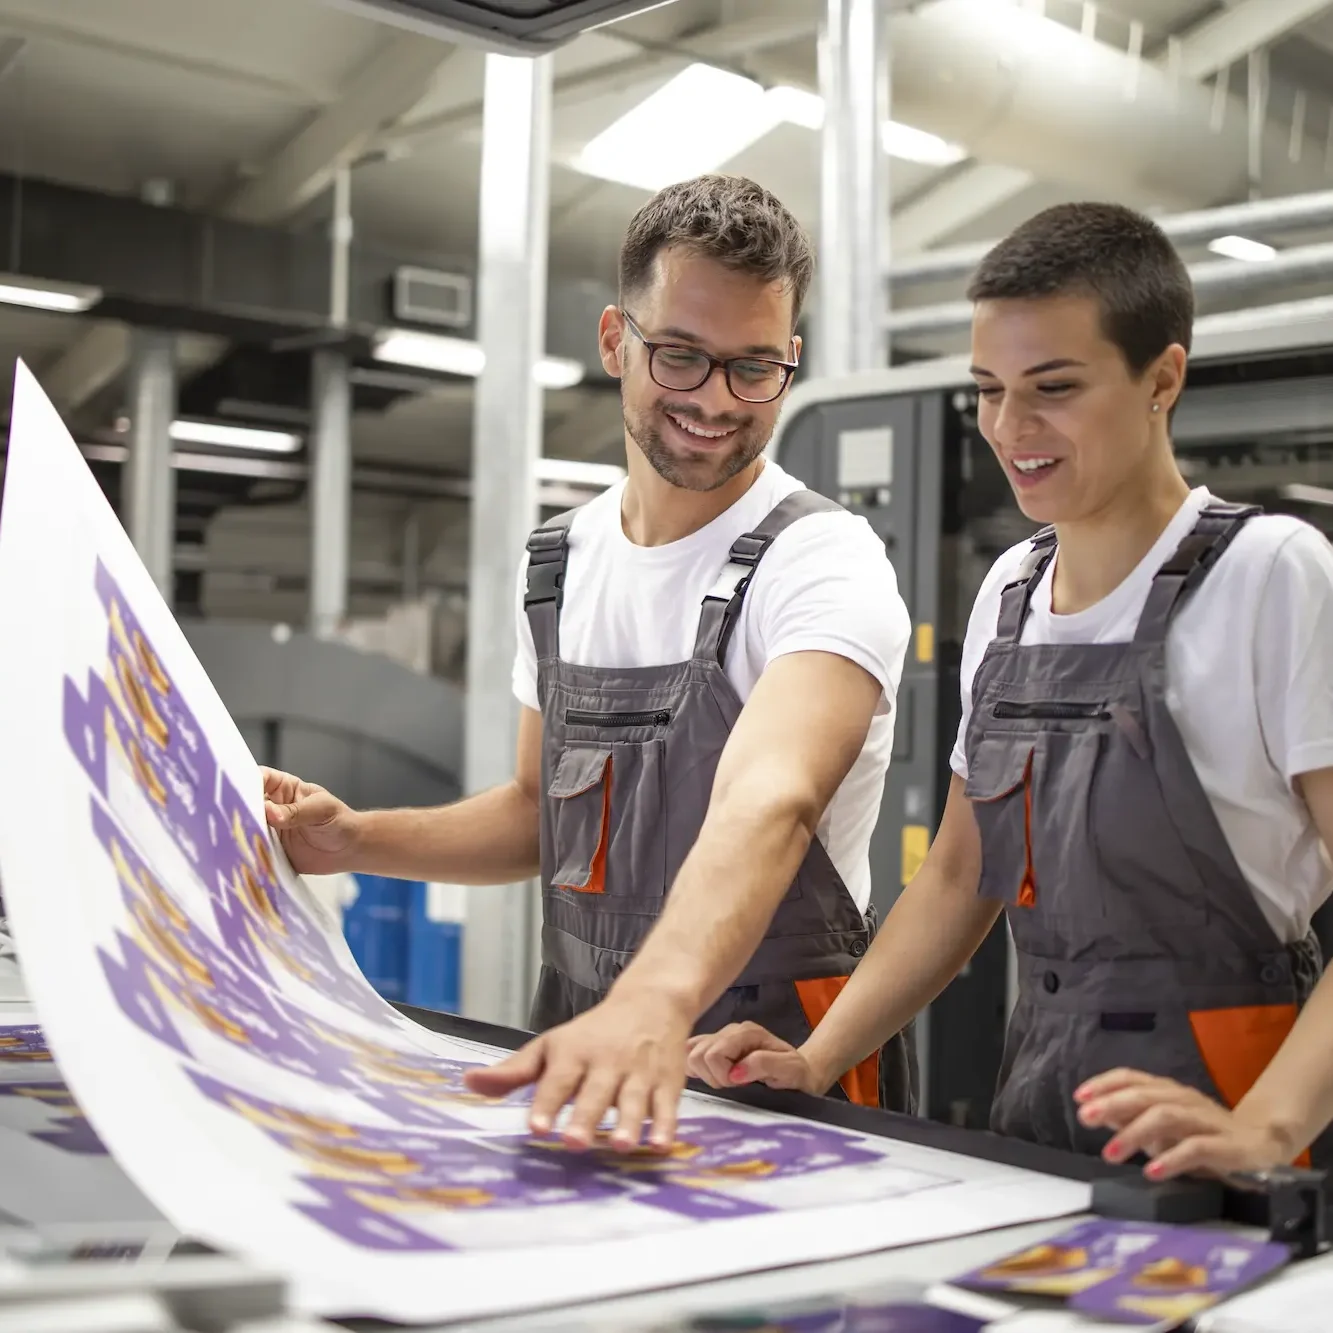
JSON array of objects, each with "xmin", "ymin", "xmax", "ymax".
[
  {"xmin": 377, "ymin": 5, "xmax": 822, "ymax": 151},
  {"xmin": 1173, "ymin": 0, "xmax": 1333, "ymax": 81},
  {"xmin": 889, "ymin": 0, "xmax": 1331, "ymax": 256},
  {"xmin": 44, "ymin": 31, "xmax": 456, "ymax": 415},
  {"xmin": 223, "ymin": 32, "xmax": 457, "ymax": 223}
]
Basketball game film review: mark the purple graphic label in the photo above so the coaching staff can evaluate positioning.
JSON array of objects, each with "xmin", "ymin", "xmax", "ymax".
[
  {"xmin": 188, "ymin": 1071, "xmax": 884, "ymax": 1253},
  {"xmin": 0, "ymin": 1082, "xmax": 109, "ymax": 1155},
  {"xmin": 0, "ymin": 1025, "xmax": 52, "ymax": 1064}
]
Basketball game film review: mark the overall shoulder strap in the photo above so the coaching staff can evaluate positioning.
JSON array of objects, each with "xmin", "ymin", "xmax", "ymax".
[
  {"xmin": 1133, "ymin": 501, "xmax": 1262, "ymax": 644},
  {"xmin": 523, "ymin": 508, "xmax": 577, "ymax": 663},
  {"xmin": 693, "ymin": 489, "xmax": 843, "ymax": 666},
  {"xmin": 994, "ymin": 526, "xmax": 1058, "ymax": 643}
]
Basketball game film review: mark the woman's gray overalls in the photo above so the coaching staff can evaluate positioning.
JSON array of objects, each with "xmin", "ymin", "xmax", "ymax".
[{"xmin": 964, "ymin": 501, "xmax": 1327, "ymax": 1165}]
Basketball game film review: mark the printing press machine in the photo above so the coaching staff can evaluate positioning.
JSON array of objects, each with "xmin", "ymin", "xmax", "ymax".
[{"xmin": 1, "ymin": 1000, "xmax": 1331, "ymax": 1333}]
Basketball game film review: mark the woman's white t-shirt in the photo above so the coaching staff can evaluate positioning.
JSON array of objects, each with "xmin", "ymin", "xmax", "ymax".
[
  {"xmin": 512, "ymin": 461, "xmax": 912, "ymax": 914},
  {"xmin": 951, "ymin": 486, "xmax": 1333, "ymax": 943}
]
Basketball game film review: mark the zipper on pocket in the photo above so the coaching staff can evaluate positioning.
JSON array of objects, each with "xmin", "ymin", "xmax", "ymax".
[
  {"xmin": 991, "ymin": 700, "xmax": 1110, "ymax": 721},
  {"xmin": 565, "ymin": 708, "xmax": 671, "ymax": 729}
]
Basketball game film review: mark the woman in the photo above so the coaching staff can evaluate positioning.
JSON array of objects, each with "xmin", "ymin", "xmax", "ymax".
[{"xmin": 686, "ymin": 201, "xmax": 1333, "ymax": 1179}]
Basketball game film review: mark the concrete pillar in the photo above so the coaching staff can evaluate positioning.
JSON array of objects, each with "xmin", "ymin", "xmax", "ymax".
[
  {"xmin": 125, "ymin": 328, "xmax": 176, "ymax": 604},
  {"xmin": 462, "ymin": 51, "xmax": 553, "ymax": 1027},
  {"xmin": 816, "ymin": 0, "xmax": 891, "ymax": 375}
]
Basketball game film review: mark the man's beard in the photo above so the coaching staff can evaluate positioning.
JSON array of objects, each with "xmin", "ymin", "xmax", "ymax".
[{"xmin": 624, "ymin": 395, "xmax": 770, "ymax": 494}]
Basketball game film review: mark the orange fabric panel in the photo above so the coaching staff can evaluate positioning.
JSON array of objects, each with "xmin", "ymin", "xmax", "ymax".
[
  {"xmin": 795, "ymin": 976, "xmax": 880, "ymax": 1108},
  {"xmin": 1189, "ymin": 1003, "xmax": 1310, "ymax": 1167},
  {"xmin": 556, "ymin": 754, "xmax": 612, "ymax": 894},
  {"xmin": 1017, "ymin": 747, "xmax": 1037, "ymax": 908}
]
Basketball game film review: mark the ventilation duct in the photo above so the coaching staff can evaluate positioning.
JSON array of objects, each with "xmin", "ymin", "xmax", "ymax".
[{"xmin": 888, "ymin": 1, "xmax": 1329, "ymax": 219}]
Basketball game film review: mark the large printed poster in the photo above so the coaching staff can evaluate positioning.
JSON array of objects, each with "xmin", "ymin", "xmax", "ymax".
[{"xmin": 0, "ymin": 363, "xmax": 1089, "ymax": 1322}]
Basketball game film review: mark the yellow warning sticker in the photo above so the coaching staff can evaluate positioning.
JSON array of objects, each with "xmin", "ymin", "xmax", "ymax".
[{"xmin": 901, "ymin": 824, "xmax": 930, "ymax": 885}]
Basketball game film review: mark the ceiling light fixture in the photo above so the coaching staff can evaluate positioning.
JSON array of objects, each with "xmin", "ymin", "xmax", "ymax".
[
  {"xmin": 574, "ymin": 63, "xmax": 774, "ymax": 192},
  {"xmin": 168, "ymin": 420, "xmax": 303, "ymax": 454},
  {"xmin": 571, "ymin": 69, "xmax": 968, "ymax": 190},
  {"xmin": 534, "ymin": 458, "xmax": 626, "ymax": 489},
  {"xmin": 372, "ymin": 329, "xmax": 585, "ymax": 389},
  {"xmin": 1207, "ymin": 234, "xmax": 1277, "ymax": 262},
  {"xmin": 0, "ymin": 273, "xmax": 102, "ymax": 313}
]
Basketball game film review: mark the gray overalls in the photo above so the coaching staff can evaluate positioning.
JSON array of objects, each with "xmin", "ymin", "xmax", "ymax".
[
  {"xmin": 522, "ymin": 489, "xmax": 917, "ymax": 1113},
  {"xmin": 965, "ymin": 502, "xmax": 1328, "ymax": 1165}
]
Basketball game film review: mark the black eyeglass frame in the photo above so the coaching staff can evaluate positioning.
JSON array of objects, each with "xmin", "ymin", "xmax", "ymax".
[{"xmin": 619, "ymin": 309, "xmax": 799, "ymax": 404}]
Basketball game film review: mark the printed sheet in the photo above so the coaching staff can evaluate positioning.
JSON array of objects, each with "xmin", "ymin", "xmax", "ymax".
[
  {"xmin": 0, "ymin": 363, "xmax": 1090, "ymax": 1323},
  {"xmin": 0, "ymin": 1005, "xmax": 166, "ymax": 1234}
]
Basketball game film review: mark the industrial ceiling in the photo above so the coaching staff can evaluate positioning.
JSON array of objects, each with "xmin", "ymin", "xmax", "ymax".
[{"xmin": 0, "ymin": 0, "xmax": 1330, "ymax": 625}]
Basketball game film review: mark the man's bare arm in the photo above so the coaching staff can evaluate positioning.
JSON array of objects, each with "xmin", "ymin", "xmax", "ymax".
[
  {"xmin": 467, "ymin": 649, "xmax": 891, "ymax": 1147},
  {"xmin": 265, "ymin": 707, "xmax": 542, "ymax": 883},
  {"xmin": 688, "ymin": 774, "xmax": 999, "ymax": 1094},
  {"xmin": 353, "ymin": 706, "xmax": 543, "ymax": 882},
  {"xmin": 609, "ymin": 649, "xmax": 885, "ymax": 1019}
]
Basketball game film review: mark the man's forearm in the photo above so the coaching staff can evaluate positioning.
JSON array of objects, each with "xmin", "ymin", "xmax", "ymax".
[
  {"xmin": 1236, "ymin": 968, "xmax": 1333, "ymax": 1157},
  {"xmin": 609, "ymin": 794, "xmax": 815, "ymax": 1016},
  {"xmin": 348, "ymin": 781, "xmax": 540, "ymax": 884},
  {"xmin": 800, "ymin": 865, "xmax": 1001, "ymax": 1091}
]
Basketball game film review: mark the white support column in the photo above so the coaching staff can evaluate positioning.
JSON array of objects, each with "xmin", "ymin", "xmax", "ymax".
[
  {"xmin": 309, "ymin": 349, "xmax": 352, "ymax": 639},
  {"xmin": 816, "ymin": 0, "xmax": 890, "ymax": 376},
  {"xmin": 462, "ymin": 52, "xmax": 553, "ymax": 1028},
  {"xmin": 125, "ymin": 328, "xmax": 176, "ymax": 604}
]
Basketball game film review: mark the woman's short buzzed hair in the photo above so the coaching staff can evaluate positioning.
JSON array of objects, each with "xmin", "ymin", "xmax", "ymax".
[{"xmin": 966, "ymin": 201, "xmax": 1194, "ymax": 374}]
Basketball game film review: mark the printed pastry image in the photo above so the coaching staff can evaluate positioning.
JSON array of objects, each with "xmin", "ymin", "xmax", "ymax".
[
  {"xmin": 983, "ymin": 1242, "xmax": 1089, "ymax": 1277},
  {"xmin": 1133, "ymin": 1256, "xmax": 1209, "ymax": 1289}
]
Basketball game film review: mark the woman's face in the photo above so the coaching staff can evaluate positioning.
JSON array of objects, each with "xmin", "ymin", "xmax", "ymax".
[{"xmin": 969, "ymin": 292, "xmax": 1185, "ymax": 526}]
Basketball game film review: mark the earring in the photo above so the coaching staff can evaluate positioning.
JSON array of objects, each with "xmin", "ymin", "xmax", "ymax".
[{"xmin": 1152, "ymin": 403, "xmax": 1161, "ymax": 414}]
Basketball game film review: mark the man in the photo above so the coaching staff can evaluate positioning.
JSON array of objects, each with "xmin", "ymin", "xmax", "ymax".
[
  {"xmin": 685, "ymin": 201, "xmax": 1333, "ymax": 1180},
  {"xmin": 262, "ymin": 174, "xmax": 914, "ymax": 1153}
]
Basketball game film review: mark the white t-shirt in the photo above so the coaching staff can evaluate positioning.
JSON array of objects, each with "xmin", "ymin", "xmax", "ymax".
[
  {"xmin": 512, "ymin": 460, "xmax": 912, "ymax": 913},
  {"xmin": 951, "ymin": 486, "xmax": 1333, "ymax": 944}
]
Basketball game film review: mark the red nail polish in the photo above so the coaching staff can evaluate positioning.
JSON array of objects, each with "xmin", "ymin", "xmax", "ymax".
[{"xmin": 1146, "ymin": 1162, "xmax": 1164, "ymax": 1180}]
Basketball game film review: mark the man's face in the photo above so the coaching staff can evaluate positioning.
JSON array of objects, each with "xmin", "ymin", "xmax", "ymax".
[
  {"xmin": 603, "ymin": 247, "xmax": 799, "ymax": 493},
  {"xmin": 970, "ymin": 293, "xmax": 1181, "ymax": 526}
]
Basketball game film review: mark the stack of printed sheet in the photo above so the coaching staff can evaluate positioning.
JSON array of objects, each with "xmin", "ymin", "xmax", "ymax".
[{"xmin": 0, "ymin": 365, "xmax": 1090, "ymax": 1323}]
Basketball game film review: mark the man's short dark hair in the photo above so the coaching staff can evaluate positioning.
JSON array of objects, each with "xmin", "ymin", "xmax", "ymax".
[
  {"xmin": 966, "ymin": 202, "xmax": 1194, "ymax": 374},
  {"xmin": 619, "ymin": 174, "xmax": 814, "ymax": 327}
]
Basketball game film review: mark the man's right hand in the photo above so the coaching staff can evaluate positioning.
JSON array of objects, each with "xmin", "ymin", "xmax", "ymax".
[
  {"xmin": 260, "ymin": 767, "xmax": 363, "ymax": 876},
  {"xmin": 685, "ymin": 1024, "xmax": 827, "ymax": 1095}
]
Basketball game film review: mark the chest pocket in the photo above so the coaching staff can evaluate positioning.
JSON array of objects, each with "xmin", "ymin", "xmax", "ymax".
[
  {"xmin": 547, "ymin": 738, "xmax": 667, "ymax": 903},
  {"xmin": 965, "ymin": 726, "xmax": 1103, "ymax": 929}
]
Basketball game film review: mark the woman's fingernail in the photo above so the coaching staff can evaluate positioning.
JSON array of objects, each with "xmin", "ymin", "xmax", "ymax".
[
  {"xmin": 1104, "ymin": 1139, "xmax": 1125, "ymax": 1163},
  {"xmin": 1146, "ymin": 1161, "xmax": 1165, "ymax": 1180}
]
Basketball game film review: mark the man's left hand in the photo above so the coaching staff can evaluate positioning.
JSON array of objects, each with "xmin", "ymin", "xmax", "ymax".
[
  {"xmin": 1075, "ymin": 1069, "xmax": 1298, "ymax": 1180},
  {"xmin": 462, "ymin": 989, "xmax": 693, "ymax": 1152}
]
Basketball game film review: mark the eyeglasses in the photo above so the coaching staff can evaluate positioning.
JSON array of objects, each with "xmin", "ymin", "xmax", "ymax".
[{"xmin": 619, "ymin": 310, "xmax": 797, "ymax": 405}]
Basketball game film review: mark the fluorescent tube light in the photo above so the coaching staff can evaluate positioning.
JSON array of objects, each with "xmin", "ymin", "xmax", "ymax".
[
  {"xmin": 765, "ymin": 85, "xmax": 824, "ymax": 131},
  {"xmin": 1281, "ymin": 482, "xmax": 1333, "ymax": 507},
  {"xmin": 534, "ymin": 357, "xmax": 586, "ymax": 390},
  {"xmin": 372, "ymin": 329, "xmax": 585, "ymax": 389},
  {"xmin": 0, "ymin": 273, "xmax": 102, "ymax": 313},
  {"xmin": 573, "ymin": 63, "xmax": 774, "ymax": 191},
  {"xmin": 168, "ymin": 420, "xmax": 302, "ymax": 454},
  {"xmin": 766, "ymin": 86, "xmax": 967, "ymax": 164},
  {"xmin": 534, "ymin": 458, "xmax": 626, "ymax": 489},
  {"xmin": 374, "ymin": 330, "xmax": 486, "ymax": 377},
  {"xmin": 1207, "ymin": 234, "xmax": 1277, "ymax": 262},
  {"xmin": 880, "ymin": 121, "xmax": 968, "ymax": 166}
]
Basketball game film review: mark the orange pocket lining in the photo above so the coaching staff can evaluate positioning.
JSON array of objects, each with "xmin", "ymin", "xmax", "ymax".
[
  {"xmin": 1017, "ymin": 747, "xmax": 1037, "ymax": 908},
  {"xmin": 795, "ymin": 976, "xmax": 879, "ymax": 1108},
  {"xmin": 554, "ymin": 753, "xmax": 611, "ymax": 894}
]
